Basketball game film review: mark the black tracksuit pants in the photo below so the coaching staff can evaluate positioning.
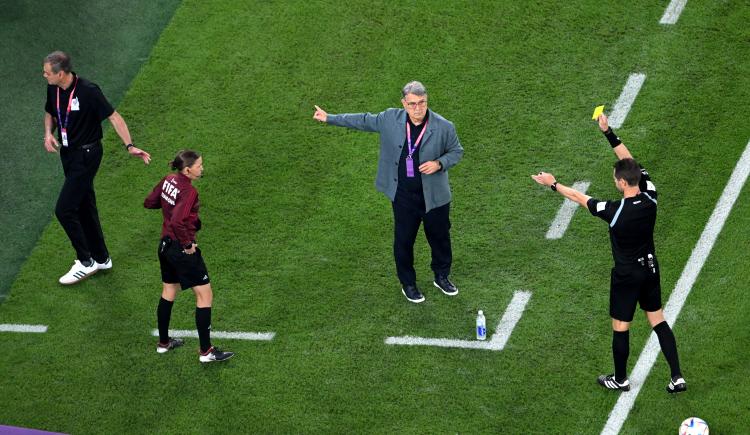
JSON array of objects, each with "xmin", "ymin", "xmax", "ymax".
[
  {"xmin": 391, "ymin": 188, "xmax": 452, "ymax": 286},
  {"xmin": 55, "ymin": 142, "xmax": 109, "ymax": 263}
]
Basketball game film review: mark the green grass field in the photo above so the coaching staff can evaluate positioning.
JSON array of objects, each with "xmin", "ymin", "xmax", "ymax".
[{"xmin": 1, "ymin": 1, "xmax": 749, "ymax": 433}]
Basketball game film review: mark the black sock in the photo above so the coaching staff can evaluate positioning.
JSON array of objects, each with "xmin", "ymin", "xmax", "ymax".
[
  {"xmin": 195, "ymin": 307, "xmax": 212, "ymax": 353},
  {"xmin": 653, "ymin": 321, "xmax": 682, "ymax": 379},
  {"xmin": 81, "ymin": 258, "xmax": 94, "ymax": 267},
  {"xmin": 157, "ymin": 297, "xmax": 174, "ymax": 344},
  {"xmin": 612, "ymin": 330, "xmax": 630, "ymax": 382}
]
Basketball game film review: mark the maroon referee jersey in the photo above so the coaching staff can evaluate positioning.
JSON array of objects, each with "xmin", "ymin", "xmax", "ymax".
[{"xmin": 144, "ymin": 173, "xmax": 201, "ymax": 246}]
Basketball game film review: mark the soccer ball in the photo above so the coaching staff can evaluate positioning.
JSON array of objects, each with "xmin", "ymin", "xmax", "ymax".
[{"xmin": 679, "ymin": 417, "xmax": 709, "ymax": 435}]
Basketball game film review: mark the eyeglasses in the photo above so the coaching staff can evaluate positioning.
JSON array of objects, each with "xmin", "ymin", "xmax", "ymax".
[{"xmin": 405, "ymin": 100, "xmax": 427, "ymax": 109}]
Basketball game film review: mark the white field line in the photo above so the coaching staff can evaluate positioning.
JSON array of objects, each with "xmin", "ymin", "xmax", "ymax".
[
  {"xmin": 385, "ymin": 290, "xmax": 531, "ymax": 351},
  {"xmin": 546, "ymin": 181, "xmax": 591, "ymax": 239},
  {"xmin": 660, "ymin": 0, "xmax": 688, "ymax": 25},
  {"xmin": 609, "ymin": 73, "xmax": 646, "ymax": 129},
  {"xmin": 151, "ymin": 329, "xmax": 275, "ymax": 341},
  {"xmin": 0, "ymin": 324, "xmax": 48, "ymax": 333},
  {"xmin": 601, "ymin": 138, "xmax": 750, "ymax": 435}
]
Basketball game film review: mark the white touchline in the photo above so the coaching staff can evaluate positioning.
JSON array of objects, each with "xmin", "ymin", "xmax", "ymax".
[
  {"xmin": 608, "ymin": 73, "xmax": 646, "ymax": 129},
  {"xmin": 385, "ymin": 290, "xmax": 531, "ymax": 351},
  {"xmin": 601, "ymin": 138, "xmax": 750, "ymax": 435},
  {"xmin": 660, "ymin": 0, "xmax": 688, "ymax": 25},
  {"xmin": 546, "ymin": 181, "xmax": 591, "ymax": 240},
  {"xmin": 151, "ymin": 329, "xmax": 275, "ymax": 341},
  {"xmin": 0, "ymin": 324, "xmax": 48, "ymax": 333}
]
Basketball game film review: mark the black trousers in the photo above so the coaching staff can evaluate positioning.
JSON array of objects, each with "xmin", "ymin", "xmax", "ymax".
[
  {"xmin": 391, "ymin": 188, "xmax": 452, "ymax": 286},
  {"xmin": 55, "ymin": 143, "xmax": 109, "ymax": 263}
]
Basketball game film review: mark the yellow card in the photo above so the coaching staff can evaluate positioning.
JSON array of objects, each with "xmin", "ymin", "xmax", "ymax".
[{"xmin": 591, "ymin": 105, "xmax": 605, "ymax": 120}]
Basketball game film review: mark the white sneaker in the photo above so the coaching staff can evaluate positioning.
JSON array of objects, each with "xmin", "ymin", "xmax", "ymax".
[
  {"xmin": 59, "ymin": 260, "xmax": 98, "ymax": 285},
  {"xmin": 95, "ymin": 257, "xmax": 113, "ymax": 270}
]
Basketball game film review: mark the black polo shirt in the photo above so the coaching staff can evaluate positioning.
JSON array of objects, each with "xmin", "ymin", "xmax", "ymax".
[
  {"xmin": 45, "ymin": 73, "xmax": 115, "ymax": 148},
  {"xmin": 587, "ymin": 167, "xmax": 658, "ymax": 269},
  {"xmin": 397, "ymin": 111, "xmax": 429, "ymax": 193}
]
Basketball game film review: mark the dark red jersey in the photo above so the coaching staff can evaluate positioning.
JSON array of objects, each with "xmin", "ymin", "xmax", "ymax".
[{"xmin": 144, "ymin": 172, "xmax": 201, "ymax": 246}]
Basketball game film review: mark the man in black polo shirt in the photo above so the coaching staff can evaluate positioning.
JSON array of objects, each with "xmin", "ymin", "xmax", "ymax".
[
  {"xmin": 531, "ymin": 114, "xmax": 686, "ymax": 394},
  {"xmin": 43, "ymin": 51, "xmax": 151, "ymax": 285}
]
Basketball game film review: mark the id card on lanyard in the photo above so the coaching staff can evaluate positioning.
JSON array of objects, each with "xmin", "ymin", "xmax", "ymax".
[
  {"xmin": 405, "ymin": 120, "xmax": 428, "ymax": 177},
  {"xmin": 56, "ymin": 77, "xmax": 78, "ymax": 147}
]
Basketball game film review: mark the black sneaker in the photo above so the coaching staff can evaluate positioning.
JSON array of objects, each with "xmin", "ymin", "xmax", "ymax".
[
  {"xmin": 199, "ymin": 346, "xmax": 235, "ymax": 363},
  {"xmin": 156, "ymin": 337, "xmax": 185, "ymax": 354},
  {"xmin": 667, "ymin": 376, "xmax": 686, "ymax": 394},
  {"xmin": 597, "ymin": 374, "xmax": 631, "ymax": 391},
  {"xmin": 433, "ymin": 275, "xmax": 458, "ymax": 296},
  {"xmin": 401, "ymin": 285, "xmax": 425, "ymax": 303}
]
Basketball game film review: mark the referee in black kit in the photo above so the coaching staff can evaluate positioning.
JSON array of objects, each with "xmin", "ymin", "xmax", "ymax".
[
  {"xmin": 532, "ymin": 114, "xmax": 686, "ymax": 394},
  {"xmin": 43, "ymin": 51, "xmax": 151, "ymax": 285}
]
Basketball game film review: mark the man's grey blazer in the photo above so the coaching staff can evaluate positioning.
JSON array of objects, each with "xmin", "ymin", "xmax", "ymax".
[{"xmin": 326, "ymin": 108, "xmax": 463, "ymax": 212}]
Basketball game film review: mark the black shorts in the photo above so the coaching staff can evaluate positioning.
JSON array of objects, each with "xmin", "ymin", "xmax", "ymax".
[
  {"xmin": 609, "ymin": 264, "xmax": 662, "ymax": 322},
  {"xmin": 158, "ymin": 237, "xmax": 210, "ymax": 290}
]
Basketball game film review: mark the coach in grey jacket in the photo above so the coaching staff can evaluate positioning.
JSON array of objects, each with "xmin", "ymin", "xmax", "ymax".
[{"xmin": 313, "ymin": 81, "xmax": 463, "ymax": 303}]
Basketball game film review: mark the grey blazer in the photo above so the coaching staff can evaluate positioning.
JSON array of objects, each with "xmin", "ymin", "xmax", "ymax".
[{"xmin": 327, "ymin": 108, "xmax": 463, "ymax": 212}]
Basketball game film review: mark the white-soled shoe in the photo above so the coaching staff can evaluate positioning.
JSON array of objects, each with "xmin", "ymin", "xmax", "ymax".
[
  {"xmin": 95, "ymin": 257, "xmax": 113, "ymax": 270},
  {"xmin": 59, "ymin": 260, "xmax": 98, "ymax": 285}
]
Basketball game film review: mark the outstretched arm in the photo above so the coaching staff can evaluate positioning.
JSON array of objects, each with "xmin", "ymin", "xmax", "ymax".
[
  {"xmin": 312, "ymin": 104, "xmax": 383, "ymax": 132},
  {"xmin": 531, "ymin": 172, "xmax": 591, "ymax": 207},
  {"xmin": 598, "ymin": 114, "xmax": 632, "ymax": 160}
]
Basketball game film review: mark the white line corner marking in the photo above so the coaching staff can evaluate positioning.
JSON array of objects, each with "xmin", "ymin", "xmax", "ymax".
[
  {"xmin": 0, "ymin": 324, "xmax": 48, "ymax": 333},
  {"xmin": 609, "ymin": 73, "xmax": 646, "ymax": 129},
  {"xmin": 385, "ymin": 291, "xmax": 531, "ymax": 351},
  {"xmin": 546, "ymin": 181, "xmax": 591, "ymax": 239},
  {"xmin": 660, "ymin": 0, "xmax": 687, "ymax": 25},
  {"xmin": 151, "ymin": 329, "xmax": 275, "ymax": 341},
  {"xmin": 601, "ymin": 138, "xmax": 750, "ymax": 435}
]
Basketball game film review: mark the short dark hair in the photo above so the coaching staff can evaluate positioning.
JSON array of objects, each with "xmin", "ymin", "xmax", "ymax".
[
  {"xmin": 613, "ymin": 158, "xmax": 641, "ymax": 187},
  {"xmin": 44, "ymin": 51, "xmax": 72, "ymax": 73},
  {"xmin": 170, "ymin": 150, "xmax": 201, "ymax": 171}
]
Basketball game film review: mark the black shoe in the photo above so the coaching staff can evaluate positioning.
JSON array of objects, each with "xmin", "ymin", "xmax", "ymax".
[
  {"xmin": 597, "ymin": 374, "xmax": 631, "ymax": 391},
  {"xmin": 433, "ymin": 275, "xmax": 458, "ymax": 296},
  {"xmin": 156, "ymin": 337, "xmax": 185, "ymax": 354},
  {"xmin": 667, "ymin": 376, "xmax": 686, "ymax": 394},
  {"xmin": 199, "ymin": 346, "xmax": 235, "ymax": 363},
  {"xmin": 401, "ymin": 285, "xmax": 425, "ymax": 303}
]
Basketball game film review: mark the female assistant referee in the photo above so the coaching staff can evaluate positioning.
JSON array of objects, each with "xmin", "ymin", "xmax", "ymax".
[{"xmin": 144, "ymin": 150, "xmax": 234, "ymax": 363}]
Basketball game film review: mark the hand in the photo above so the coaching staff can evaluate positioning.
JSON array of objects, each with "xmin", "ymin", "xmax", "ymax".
[
  {"xmin": 598, "ymin": 114, "xmax": 610, "ymax": 132},
  {"xmin": 419, "ymin": 160, "xmax": 441, "ymax": 174},
  {"xmin": 313, "ymin": 105, "xmax": 327, "ymax": 123},
  {"xmin": 531, "ymin": 171, "xmax": 557, "ymax": 187},
  {"xmin": 128, "ymin": 146, "xmax": 152, "ymax": 165},
  {"xmin": 44, "ymin": 133, "xmax": 59, "ymax": 153},
  {"xmin": 183, "ymin": 243, "xmax": 197, "ymax": 255}
]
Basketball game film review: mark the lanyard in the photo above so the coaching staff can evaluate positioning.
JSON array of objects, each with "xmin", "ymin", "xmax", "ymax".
[
  {"xmin": 56, "ymin": 76, "xmax": 78, "ymax": 133},
  {"xmin": 406, "ymin": 120, "xmax": 428, "ymax": 158}
]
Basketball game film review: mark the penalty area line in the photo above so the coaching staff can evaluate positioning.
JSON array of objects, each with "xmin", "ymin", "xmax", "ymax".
[
  {"xmin": 0, "ymin": 324, "xmax": 48, "ymax": 333},
  {"xmin": 151, "ymin": 329, "xmax": 275, "ymax": 341},
  {"xmin": 601, "ymin": 138, "xmax": 750, "ymax": 435},
  {"xmin": 385, "ymin": 290, "xmax": 532, "ymax": 351},
  {"xmin": 546, "ymin": 181, "xmax": 591, "ymax": 240},
  {"xmin": 660, "ymin": 0, "xmax": 687, "ymax": 25}
]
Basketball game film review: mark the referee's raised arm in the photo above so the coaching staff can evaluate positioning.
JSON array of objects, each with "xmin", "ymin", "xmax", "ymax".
[{"xmin": 598, "ymin": 114, "xmax": 633, "ymax": 160}]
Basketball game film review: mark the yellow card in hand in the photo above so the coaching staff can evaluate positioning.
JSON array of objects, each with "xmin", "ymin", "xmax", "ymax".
[{"xmin": 592, "ymin": 105, "xmax": 605, "ymax": 120}]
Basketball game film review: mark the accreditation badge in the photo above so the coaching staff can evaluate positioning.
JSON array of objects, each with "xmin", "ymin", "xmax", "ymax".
[{"xmin": 61, "ymin": 130, "xmax": 69, "ymax": 147}]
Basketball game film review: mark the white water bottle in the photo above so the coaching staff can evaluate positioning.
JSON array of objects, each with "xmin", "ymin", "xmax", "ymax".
[{"xmin": 476, "ymin": 310, "xmax": 487, "ymax": 340}]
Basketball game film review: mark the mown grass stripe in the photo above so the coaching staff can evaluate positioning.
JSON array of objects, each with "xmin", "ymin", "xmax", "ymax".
[{"xmin": 601, "ymin": 138, "xmax": 750, "ymax": 435}]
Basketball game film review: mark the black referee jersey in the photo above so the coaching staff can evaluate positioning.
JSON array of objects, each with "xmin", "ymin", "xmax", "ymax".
[{"xmin": 586, "ymin": 168, "xmax": 657, "ymax": 269}]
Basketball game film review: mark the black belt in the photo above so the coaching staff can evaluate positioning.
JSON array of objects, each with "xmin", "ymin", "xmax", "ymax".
[{"xmin": 79, "ymin": 141, "xmax": 101, "ymax": 150}]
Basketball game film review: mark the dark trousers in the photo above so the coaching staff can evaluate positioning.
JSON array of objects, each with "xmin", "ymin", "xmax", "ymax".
[
  {"xmin": 391, "ymin": 188, "xmax": 452, "ymax": 286},
  {"xmin": 55, "ymin": 143, "xmax": 109, "ymax": 263}
]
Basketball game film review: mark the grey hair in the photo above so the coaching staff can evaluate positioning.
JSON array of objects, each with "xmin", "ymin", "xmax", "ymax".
[
  {"xmin": 401, "ymin": 81, "xmax": 427, "ymax": 98},
  {"xmin": 44, "ymin": 51, "xmax": 72, "ymax": 73}
]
